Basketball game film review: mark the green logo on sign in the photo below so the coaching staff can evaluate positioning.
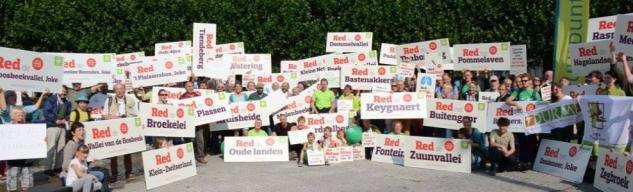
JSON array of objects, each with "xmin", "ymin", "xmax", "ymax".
[
  {"xmin": 54, "ymin": 56, "xmax": 64, "ymax": 67},
  {"xmin": 103, "ymin": 54, "xmax": 112, "ymax": 62},
  {"xmin": 134, "ymin": 118, "xmax": 141, "ymax": 126}
]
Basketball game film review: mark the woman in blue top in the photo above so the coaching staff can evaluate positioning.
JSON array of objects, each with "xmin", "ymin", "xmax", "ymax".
[{"xmin": 228, "ymin": 83, "xmax": 248, "ymax": 103}]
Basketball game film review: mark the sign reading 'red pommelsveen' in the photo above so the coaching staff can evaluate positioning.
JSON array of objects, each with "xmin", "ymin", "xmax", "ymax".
[{"xmin": 453, "ymin": 42, "xmax": 511, "ymax": 71}]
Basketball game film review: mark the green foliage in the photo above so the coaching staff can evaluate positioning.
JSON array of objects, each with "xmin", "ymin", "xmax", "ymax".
[{"xmin": 0, "ymin": 0, "xmax": 631, "ymax": 72}]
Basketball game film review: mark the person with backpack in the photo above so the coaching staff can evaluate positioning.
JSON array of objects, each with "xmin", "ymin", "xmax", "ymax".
[
  {"xmin": 103, "ymin": 83, "xmax": 138, "ymax": 183},
  {"xmin": 69, "ymin": 93, "xmax": 90, "ymax": 128}
]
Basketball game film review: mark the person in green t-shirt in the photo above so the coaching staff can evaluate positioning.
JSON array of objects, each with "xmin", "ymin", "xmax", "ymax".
[
  {"xmin": 600, "ymin": 71, "xmax": 626, "ymax": 96},
  {"xmin": 311, "ymin": 78, "xmax": 336, "ymax": 114},
  {"xmin": 247, "ymin": 119, "xmax": 268, "ymax": 137}
]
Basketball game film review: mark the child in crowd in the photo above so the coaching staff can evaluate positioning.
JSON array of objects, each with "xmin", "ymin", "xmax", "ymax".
[
  {"xmin": 321, "ymin": 126, "xmax": 337, "ymax": 148},
  {"xmin": 66, "ymin": 145, "xmax": 102, "ymax": 192},
  {"xmin": 488, "ymin": 117, "xmax": 518, "ymax": 175},
  {"xmin": 299, "ymin": 132, "xmax": 321, "ymax": 166},
  {"xmin": 335, "ymin": 129, "xmax": 348, "ymax": 147}
]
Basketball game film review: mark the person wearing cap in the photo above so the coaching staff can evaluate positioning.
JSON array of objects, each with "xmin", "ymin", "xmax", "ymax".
[
  {"xmin": 248, "ymin": 83, "xmax": 268, "ymax": 101},
  {"xmin": 485, "ymin": 75, "xmax": 500, "ymax": 92},
  {"xmin": 66, "ymin": 83, "xmax": 100, "ymax": 110},
  {"xmin": 68, "ymin": 92, "xmax": 90, "ymax": 128}
]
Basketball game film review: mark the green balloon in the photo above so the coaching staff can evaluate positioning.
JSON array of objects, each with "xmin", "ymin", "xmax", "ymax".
[
  {"xmin": 221, "ymin": 141, "xmax": 224, "ymax": 154},
  {"xmin": 345, "ymin": 125, "xmax": 363, "ymax": 144}
]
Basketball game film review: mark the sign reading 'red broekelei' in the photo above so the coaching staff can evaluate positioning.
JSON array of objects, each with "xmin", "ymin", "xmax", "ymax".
[
  {"xmin": 139, "ymin": 102, "xmax": 195, "ymax": 138},
  {"xmin": 360, "ymin": 92, "xmax": 427, "ymax": 119}
]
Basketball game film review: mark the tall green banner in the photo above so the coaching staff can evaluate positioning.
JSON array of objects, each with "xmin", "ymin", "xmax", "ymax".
[{"xmin": 553, "ymin": 0, "xmax": 590, "ymax": 83}]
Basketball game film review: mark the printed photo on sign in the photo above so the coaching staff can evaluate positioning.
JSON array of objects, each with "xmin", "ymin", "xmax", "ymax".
[
  {"xmin": 360, "ymin": 92, "xmax": 427, "ymax": 119},
  {"xmin": 533, "ymin": 139, "xmax": 591, "ymax": 183},
  {"xmin": 223, "ymin": 136, "xmax": 289, "ymax": 162},
  {"xmin": 453, "ymin": 42, "xmax": 511, "ymax": 71},
  {"xmin": 142, "ymin": 143, "xmax": 197, "ymax": 190},
  {"xmin": 0, "ymin": 47, "xmax": 63, "ymax": 93},
  {"xmin": 0, "ymin": 124, "xmax": 46, "ymax": 161},
  {"xmin": 372, "ymin": 134, "xmax": 407, "ymax": 166},
  {"xmin": 404, "ymin": 136, "xmax": 471, "ymax": 173},
  {"xmin": 113, "ymin": 52, "xmax": 144, "ymax": 87},
  {"xmin": 425, "ymin": 99, "xmax": 487, "ymax": 130},
  {"xmin": 83, "ymin": 117, "xmax": 146, "ymax": 160},
  {"xmin": 326, "ymin": 32, "xmax": 372, "ymax": 53}
]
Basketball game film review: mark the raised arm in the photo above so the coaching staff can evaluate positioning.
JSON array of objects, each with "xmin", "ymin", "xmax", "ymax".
[{"xmin": 0, "ymin": 87, "xmax": 6, "ymax": 111}]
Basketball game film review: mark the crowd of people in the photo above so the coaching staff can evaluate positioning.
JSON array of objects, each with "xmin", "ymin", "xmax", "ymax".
[{"xmin": 1, "ymin": 46, "xmax": 631, "ymax": 191}]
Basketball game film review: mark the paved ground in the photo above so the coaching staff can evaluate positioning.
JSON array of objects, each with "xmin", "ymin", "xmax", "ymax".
[{"xmin": 112, "ymin": 155, "xmax": 598, "ymax": 192}]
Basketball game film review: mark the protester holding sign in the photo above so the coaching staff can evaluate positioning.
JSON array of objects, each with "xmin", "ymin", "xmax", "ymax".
[
  {"xmin": 103, "ymin": 83, "xmax": 138, "ymax": 182},
  {"xmin": 488, "ymin": 117, "xmax": 518, "ymax": 175},
  {"xmin": 247, "ymin": 119, "xmax": 268, "ymax": 137},
  {"xmin": 42, "ymin": 87, "xmax": 71, "ymax": 173},
  {"xmin": 299, "ymin": 132, "xmax": 321, "ymax": 166},
  {"xmin": 457, "ymin": 119, "xmax": 487, "ymax": 170},
  {"xmin": 599, "ymin": 71, "xmax": 626, "ymax": 96},
  {"xmin": 548, "ymin": 83, "xmax": 575, "ymax": 142},
  {"xmin": 5, "ymin": 108, "xmax": 36, "ymax": 192},
  {"xmin": 312, "ymin": 79, "xmax": 336, "ymax": 113},
  {"xmin": 338, "ymin": 85, "xmax": 360, "ymax": 118}
]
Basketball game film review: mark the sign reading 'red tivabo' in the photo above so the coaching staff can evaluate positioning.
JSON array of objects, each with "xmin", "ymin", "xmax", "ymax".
[
  {"xmin": 326, "ymin": 32, "xmax": 372, "ymax": 53},
  {"xmin": 142, "ymin": 143, "xmax": 197, "ymax": 190},
  {"xmin": 425, "ymin": 99, "xmax": 487, "ymax": 130},
  {"xmin": 84, "ymin": 117, "xmax": 146, "ymax": 160},
  {"xmin": 360, "ymin": 92, "xmax": 427, "ymax": 119},
  {"xmin": 453, "ymin": 42, "xmax": 511, "ymax": 71},
  {"xmin": 0, "ymin": 47, "xmax": 64, "ymax": 93}
]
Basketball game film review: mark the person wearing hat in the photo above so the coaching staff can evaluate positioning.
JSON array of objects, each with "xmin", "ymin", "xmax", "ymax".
[{"xmin": 69, "ymin": 92, "xmax": 90, "ymax": 128}]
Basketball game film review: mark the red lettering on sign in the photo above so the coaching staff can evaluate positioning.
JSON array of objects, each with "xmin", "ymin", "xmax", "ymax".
[
  {"xmin": 152, "ymin": 107, "xmax": 168, "ymax": 117},
  {"xmin": 578, "ymin": 46, "xmax": 597, "ymax": 57},
  {"xmin": 373, "ymin": 95, "xmax": 392, "ymax": 103},
  {"xmin": 415, "ymin": 140, "xmax": 434, "ymax": 151},
  {"xmin": 463, "ymin": 48, "xmax": 479, "ymax": 56},
  {"xmin": 236, "ymin": 140, "xmax": 254, "ymax": 147},
  {"xmin": 0, "ymin": 57, "xmax": 20, "ymax": 70},
  {"xmin": 403, "ymin": 46, "xmax": 420, "ymax": 54},
  {"xmin": 604, "ymin": 154, "xmax": 618, "ymax": 169},
  {"xmin": 333, "ymin": 35, "xmax": 346, "ymax": 41},
  {"xmin": 91, "ymin": 127, "xmax": 111, "ymax": 139},
  {"xmin": 352, "ymin": 68, "xmax": 368, "ymax": 75},
  {"xmin": 384, "ymin": 138, "xmax": 400, "ymax": 146},
  {"xmin": 155, "ymin": 153, "xmax": 171, "ymax": 165},
  {"xmin": 137, "ymin": 65, "xmax": 154, "ymax": 73},
  {"xmin": 435, "ymin": 102, "xmax": 453, "ymax": 111},
  {"xmin": 545, "ymin": 146, "xmax": 559, "ymax": 158}
]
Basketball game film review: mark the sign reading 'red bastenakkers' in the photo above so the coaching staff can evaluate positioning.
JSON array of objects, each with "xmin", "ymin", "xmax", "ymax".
[
  {"xmin": 533, "ymin": 139, "xmax": 592, "ymax": 183},
  {"xmin": 405, "ymin": 136, "xmax": 471, "ymax": 173},
  {"xmin": 372, "ymin": 134, "xmax": 407, "ymax": 166},
  {"xmin": 453, "ymin": 42, "xmax": 511, "ymax": 71},
  {"xmin": 223, "ymin": 136, "xmax": 289, "ymax": 162},
  {"xmin": 593, "ymin": 149, "xmax": 633, "ymax": 192},
  {"xmin": 142, "ymin": 143, "xmax": 196, "ymax": 190},
  {"xmin": 360, "ymin": 92, "xmax": 427, "ymax": 119},
  {"xmin": 84, "ymin": 117, "xmax": 146, "ymax": 160},
  {"xmin": 340, "ymin": 65, "xmax": 397, "ymax": 90},
  {"xmin": 424, "ymin": 99, "xmax": 487, "ymax": 130},
  {"xmin": 326, "ymin": 32, "xmax": 372, "ymax": 53},
  {"xmin": 0, "ymin": 47, "xmax": 64, "ymax": 93}
]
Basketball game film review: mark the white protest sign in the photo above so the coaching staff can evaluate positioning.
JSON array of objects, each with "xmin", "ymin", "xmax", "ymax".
[
  {"xmin": 297, "ymin": 55, "xmax": 330, "ymax": 83},
  {"xmin": 307, "ymin": 149, "xmax": 325, "ymax": 166},
  {"xmin": 397, "ymin": 39, "xmax": 450, "ymax": 69},
  {"xmin": 155, "ymin": 41, "xmax": 192, "ymax": 57},
  {"xmin": 362, "ymin": 131, "xmax": 376, "ymax": 147},
  {"xmin": 380, "ymin": 43, "xmax": 398, "ymax": 65},
  {"xmin": 340, "ymin": 65, "xmax": 397, "ymax": 90},
  {"xmin": 326, "ymin": 32, "xmax": 372, "ymax": 53},
  {"xmin": 113, "ymin": 52, "xmax": 144, "ymax": 87},
  {"xmin": 339, "ymin": 146, "xmax": 354, "ymax": 162},
  {"xmin": 541, "ymin": 85, "xmax": 552, "ymax": 102},
  {"xmin": 149, "ymin": 87, "xmax": 209, "ymax": 104},
  {"xmin": 523, "ymin": 99, "xmax": 582, "ymax": 135},
  {"xmin": 453, "ymin": 42, "xmax": 511, "ymax": 70},
  {"xmin": 222, "ymin": 54, "xmax": 272, "ymax": 75},
  {"xmin": 0, "ymin": 124, "xmax": 46, "ymax": 161},
  {"xmin": 84, "ymin": 117, "xmax": 146, "ymax": 160},
  {"xmin": 337, "ymin": 99, "xmax": 353, "ymax": 114},
  {"xmin": 425, "ymin": 99, "xmax": 487, "ymax": 130},
  {"xmin": 224, "ymin": 100, "xmax": 272, "ymax": 130},
  {"xmin": 587, "ymin": 15, "xmax": 618, "ymax": 42},
  {"xmin": 242, "ymin": 72, "xmax": 299, "ymax": 91},
  {"xmin": 272, "ymin": 87, "xmax": 314, "ymax": 124},
  {"xmin": 569, "ymin": 41, "xmax": 611, "ymax": 77},
  {"xmin": 142, "ymin": 143, "xmax": 197, "ymax": 190},
  {"xmin": 304, "ymin": 113, "xmax": 349, "ymax": 140},
  {"xmin": 215, "ymin": 42, "xmax": 244, "ymax": 58},
  {"xmin": 351, "ymin": 50, "xmax": 378, "ymax": 66},
  {"xmin": 614, "ymin": 14, "xmax": 633, "ymax": 63},
  {"xmin": 593, "ymin": 149, "xmax": 633, "ymax": 192},
  {"xmin": 0, "ymin": 47, "xmax": 63, "ymax": 93},
  {"xmin": 129, "ymin": 56, "xmax": 191, "ymax": 88},
  {"xmin": 405, "ymin": 136, "xmax": 471, "ymax": 173},
  {"xmin": 563, "ymin": 84, "xmax": 599, "ymax": 97},
  {"xmin": 192, "ymin": 23, "xmax": 217, "ymax": 74},
  {"xmin": 487, "ymin": 102, "xmax": 538, "ymax": 133},
  {"xmin": 139, "ymin": 102, "xmax": 195, "ymax": 138},
  {"xmin": 416, "ymin": 72, "xmax": 436, "ymax": 93},
  {"xmin": 353, "ymin": 146, "xmax": 364, "ymax": 160},
  {"xmin": 179, "ymin": 93, "xmax": 231, "ymax": 126},
  {"xmin": 478, "ymin": 92, "xmax": 500, "ymax": 102},
  {"xmin": 510, "ymin": 45, "xmax": 528, "ymax": 75},
  {"xmin": 580, "ymin": 96, "xmax": 633, "ymax": 150},
  {"xmin": 55, "ymin": 52, "xmax": 116, "ymax": 87},
  {"xmin": 533, "ymin": 139, "xmax": 592, "ymax": 183},
  {"xmin": 360, "ymin": 92, "xmax": 427, "ymax": 119},
  {"xmin": 324, "ymin": 147, "xmax": 340, "ymax": 164},
  {"xmin": 287, "ymin": 128, "xmax": 312, "ymax": 145},
  {"xmin": 280, "ymin": 60, "xmax": 300, "ymax": 73},
  {"xmin": 372, "ymin": 134, "xmax": 407, "ymax": 165},
  {"xmin": 223, "ymin": 136, "xmax": 289, "ymax": 162}
]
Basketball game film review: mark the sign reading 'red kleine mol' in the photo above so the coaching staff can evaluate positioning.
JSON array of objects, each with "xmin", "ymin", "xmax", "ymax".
[{"xmin": 326, "ymin": 32, "xmax": 372, "ymax": 53}]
